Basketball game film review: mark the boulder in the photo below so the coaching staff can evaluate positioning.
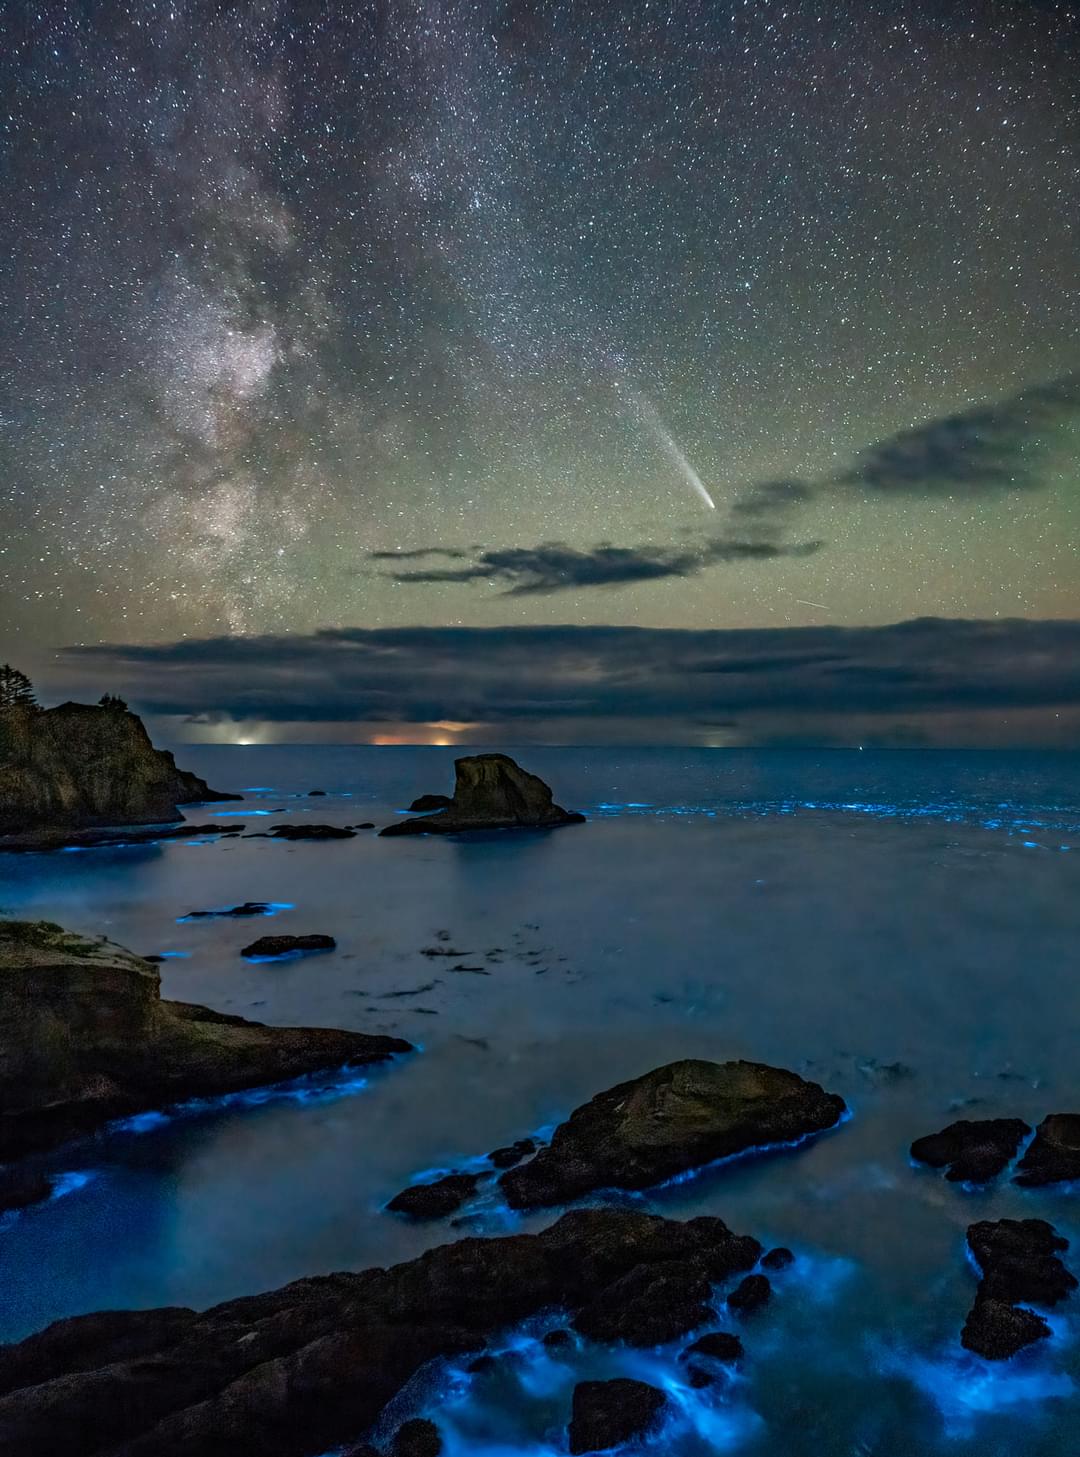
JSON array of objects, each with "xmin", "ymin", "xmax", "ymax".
[
  {"xmin": 760, "ymin": 1246, "xmax": 794, "ymax": 1271},
  {"xmin": 960, "ymin": 1218, "xmax": 1076, "ymax": 1359},
  {"xmin": 727, "ymin": 1274, "xmax": 771, "ymax": 1315},
  {"xmin": 391, "ymin": 1418, "xmax": 442, "ymax": 1457},
  {"xmin": 910, "ymin": 1118, "xmax": 1031, "ymax": 1183},
  {"xmin": 0, "ymin": 920, "xmax": 411, "ymax": 1161},
  {"xmin": 499, "ymin": 1059, "xmax": 846, "ymax": 1209},
  {"xmin": 380, "ymin": 755, "xmax": 585, "ymax": 837},
  {"xmin": 567, "ymin": 1379, "xmax": 667, "ymax": 1455},
  {"xmin": 0, "ymin": 1209, "xmax": 765, "ymax": 1457},
  {"xmin": 682, "ymin": 1330, "xmax": 744, "ymax": 1363},
  {"xmin": 386, "ymin": 1173, "xmax": 480, "ymax": 1219},
  {"xmin": 487, "ymin": 1138, "xmax": 536, "ymax": 1169},
  {"xmin": 1013, "ymin": 1114, "xmax": 1080, "ymax": 1187},
  {"xmin": 241, "ymin": 935, "xmax": 336, "ymax": 959},
  {"xmin": 0, "ymin": 703, "xmax": 237, "ymax": 833}
]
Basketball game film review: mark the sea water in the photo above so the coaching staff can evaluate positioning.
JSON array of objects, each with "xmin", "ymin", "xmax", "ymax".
[{"xmin": 1, "ymin": 746, "xmax": 1079, "ymax": 1456}]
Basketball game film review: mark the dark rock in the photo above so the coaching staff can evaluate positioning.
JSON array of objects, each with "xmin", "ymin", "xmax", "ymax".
[
  {"xmin": 760, "ymin": 1247, "xmax": 795, "ymax": 1271},
  {"xmin": 184, "ymin": 902, "xmax": 272, "ymax": 919},
  {"xmin": 1014, "ymin": 1114, "xmax": 1080, "ymax": 1187},
  {"xmin": 143, "ymin": 954, "xmax": 166, "ymax": 964},
  {"xmin": 0, "ymin": 822, "xmax": 246, "ymax": 854},
  {"xmin": 488, "ymin": 1138, "xmax": 536, "ymax": 1169},
  {"xmin": 351, "ymin": 823, "xmax": 376, "ymax": 830},
  {"xmin": 911, "ymin": 1118, "xmax": 1031, "ymax": 1183},
  {"xmin": 499, "ymin": 1059, "xmax": 847, "ymax": 1209},
  {"xmin": 241, "ymin": 935, "xmax": 336, "ymax": 959},
  {"xmin": 542, "ymin": 1328, "xmax": 574, "ymax": 1349},
  {"xmin": 252, "ymin": 824, "xmax": 356, "ymax": 841},
  {"xmin": 0, "ymin": 1208, "xmax": 765, "ymax": 1457},
  {"xmin": 386, "ymin": 1173, "xmax": 480, "ymax": 1219},
  {"xmin": 728, "ymin": 1274, "xmax": 771, "ymax": 1315},
  {"xmin": 567, "ymin": 1378, "xmax": 667, "ymax": 1455},
  {"xmin": 0, "ymin": 920, "xmax": 411, "ymax": 1161},
  {"xmin": 0, "ymin": 702, "xmax": 238, "ymax": 833},
  {"xmin": 307, "ymin": 790, "xmax": 327, "ymax": 797},
  {"xmin": 408, "ymin": 794, "xmax": 453, "ymax": 812},
  {"xmin": 380, "ymin": 754, "xmax": 585, "ymax": 837},
  {"xmin": 960, "ymin": 1218, "xmax": 1077, "ymax": 1359},
  {"xmin": 686, "ymin": 1364, "xmax": 715, "ymax": 1389},
  {"xmin": 391, "ymin": 1417, "xmax": 442, "ymax": 1457},
  {"xmin": 341, "ymin": 1447, "xmax": 379, "ymax": 1457},
  {"xmin": 0, "ymin": 1166, "xmax": 52, "ymax": 1215},
  {"xmin": 683, "ymin": 1330, "xmax": 744, "ymax": 1363},
  {"xmin": 573, "ymin": 1260, "xmax": 714, "ymax": 1346},
  {"xmin": 466, "ymin": 1354, "xmax": 496, "ymax": 1374}
]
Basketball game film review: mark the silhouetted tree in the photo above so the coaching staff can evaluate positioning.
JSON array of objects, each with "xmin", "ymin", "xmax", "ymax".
[
  {"xmin": 0, "ymin": 665, "xmax": 36, "ymax": 710},
  {"xmin": 98, "ymin": 693, "xmax": 128, "ymax": 711}
]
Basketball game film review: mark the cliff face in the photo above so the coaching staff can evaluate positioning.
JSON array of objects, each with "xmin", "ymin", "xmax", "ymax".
[{"xmin": 0, "ymin": 703, "xmax": 236, "ymax": 832}]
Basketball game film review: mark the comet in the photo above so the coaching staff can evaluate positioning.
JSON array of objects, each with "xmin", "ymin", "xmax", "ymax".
[
  {"xmin": 793, "ymin": 598, "xmax": 830, "ymax": 610},
  {"xmin": 627, "ymin": 389, "xmax": 716, "ymax": 511}
]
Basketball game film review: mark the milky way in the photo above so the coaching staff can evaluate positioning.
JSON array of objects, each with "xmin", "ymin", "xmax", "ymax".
[{"xmin": 1, "ymin": 0, "xmax": 1078, "ymax": 657}]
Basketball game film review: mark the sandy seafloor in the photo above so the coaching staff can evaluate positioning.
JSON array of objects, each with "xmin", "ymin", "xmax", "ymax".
[{"xmin": 2, "ymin": 745, "xmax": 1080, "ymax": 1456}]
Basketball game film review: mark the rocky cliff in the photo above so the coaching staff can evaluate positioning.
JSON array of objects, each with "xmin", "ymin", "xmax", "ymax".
[
  {"xmin": 0, "ymin": 702, "xmax": 237, "ymax": 832},
  {"xmin": 381, "ymin": 753, "xmax": 585, "ymax": 836}
]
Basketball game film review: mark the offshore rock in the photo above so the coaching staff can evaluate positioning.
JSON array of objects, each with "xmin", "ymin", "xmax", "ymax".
[
  {"xmin": 0, "ymin": 822, "xmax": 245, "ymax": 854},
  {"xmin": 567, "ymin": 1378, "xmax": 667, "ymax": 1455},
  {"xmin": 408, "ymin": 794, "xmax": 453, "ymax": 812},
  {"xmin": 1014, "ymin": 1114, "xmax": 1080, "ymax": 1187},
  {"xmin": 0, "ymin": 702, "xmax": 237, "ymax": 833},
  {"xmin": 380, "ymin": 754, "xmax": 585, "ymax": 837},
  {"xmin": 247, "ymin": 824, "xmax": 356, "ymax": 840},
  {"xmin": 0, "ymin": 920, "xmax": 411, "ymax": 1161},
  {"xmin": 961, "ymin": 1218, "xmax": 1077, "ymax": 1359},
  {"xmin": 910, "ymin": 1118, "xmax": 1031, "ymax": 1183},
  {"xmin": 386, "ymin": 1173, "xmax": 480, "ymax": 1219},
  {"xmin": 0, "ymin": 1209, "xmax": 766, "ymax": 1457},
  {"xmin": 240, "ymin": 935, "xmax": 336, "ymax": 959},
  {"xmin": 500, "ymin": 1059, "xmax": 847, "ymax": 1209}
]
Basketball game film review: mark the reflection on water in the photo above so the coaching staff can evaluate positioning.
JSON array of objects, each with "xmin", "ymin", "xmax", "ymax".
[{"xmin": 1, "ymin": 746, "xmax": 1079, "ymax": 1454}]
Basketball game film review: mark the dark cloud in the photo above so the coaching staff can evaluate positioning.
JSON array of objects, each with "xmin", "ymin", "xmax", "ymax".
[
  {"xmin": 729, "ymin": 479, "xmax": 818, "ymax": 519},
  {"xmin": 377, "ymin": 537, "xmax": 821, "ymax": 594},
  {"xmin": 58, "ymin": 618, "xmax": 1080, "ymax": 745}
]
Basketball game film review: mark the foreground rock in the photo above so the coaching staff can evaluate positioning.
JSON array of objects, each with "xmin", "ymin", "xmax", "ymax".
[
  {"xmin": 0, "ymin": 1208, "xmax": 769, "ymax": 1457},
  {"xmin": 0, "ymin": 1166, "xmax": 52, "ymax": 1216},
  {"xmin": 0, "ymin": 702, "xmax": 237, "ymax": 833},
  {"xmin": 910, "ymin": 1118, "xmax": 1031, "ymax": 1183},
  {"xmin": 246, "ymin": 823, "xmax": 356, "ymax": 840},
  {"xmin": 391, "ymin": 1418, "xmax": 443, "ymax": 1457},
  {"xmin": 567, "ymin": 1378, "xmax": 667, "ymax": 1455},
  {"xmin": 386, "ymin": 1173, "xmax": 480, "ymax": 1219},
  {"xmin": 380, "ymin": 754, "xmax": 585, "ymax": 837},
  {"xmin": 1013, "ymin": 1114, "xmax": 1080, "ymax": 1187},
  {"xmin": 241, "ymin": 935, "xmax": 336, "ymax": 959},
  {"xmin": 499, "ymin": 1059, "xmax": 846, "ymax": 1209},
  {"xmin": 961, "ymin": 1218, "xmax": 1077, "ymax": 1359},
  {"xmin": 0, "ymin": 921, "xmax": 411, "ymax": 1161},
  {"xmin": 0, "ymin": 822, "xmax": 245, "ymax": 854}
]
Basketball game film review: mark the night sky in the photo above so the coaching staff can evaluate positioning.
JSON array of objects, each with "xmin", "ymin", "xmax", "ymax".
[{"xmin": 1, "ymin": 1, "xmax": 1078, "ymax": 743}]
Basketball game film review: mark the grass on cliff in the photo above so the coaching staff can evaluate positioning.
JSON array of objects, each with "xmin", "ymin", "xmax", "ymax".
[{"xmin": 0, "ymin": 919, "xmax": 103, "ymax": 957}]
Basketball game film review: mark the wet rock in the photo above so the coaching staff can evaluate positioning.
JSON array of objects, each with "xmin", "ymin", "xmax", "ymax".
[
  {"xmin": 184, "ymin": 902, "xmax": 273, "ymax": 919},
  {"xmin": 408, "ymin": 794, "xmax": 453, "ymax": 812},
  {"xmin": 380, "ymin": 754, "xmax": 585, "ymax": 837},
  {"xmin": 251, "ymin": 824, "xmax": 356, "ymax": 840},
  {"xmin": 728, "ymin": 1274, "xmax": 771, "ymax": 1315},
  {"xmin": 386, "ymin": 1173, "xmax": 480, "ymax": 1219},
  {"xmin": 683, "ymin": 1330, "xmax": 744, "ymax": 1363},
  {"xmin": 760, "ymin": 1247, "xmax": 795, "ymax": 1271},
  {"xmin": 499, "ymin": 1059, "xmax": 847, "ymax": 1209},
  {"xmin": 0, "ymin": 920, "xmax": 411, "ymax": 1161},
  {"xmin": 487, "ymin": 1138, "xmax": 536, "ymax": 1169},
  {"xmin": 1014, "ymin": 1114, "xmax": 1080, "ymax": 1187},
  {"xmin": 960, "ymin": 1218, "xmax": 1077, "ymax": 1359},
  {"xmin": 910, "ymin": 1118, "xmax": 1031, "ymax": 1183},
  {"xmin": 572, "ymin": 1261, "xmax": 714, "ymax": 1346},
  {"xmin": 0, "ymin": 1166, "xmax": 52, "ymax": 1215},
  {"xmin": 350, "ymin": 823, "xmax": 376, "ymax": 830},
  {"xmin": 686, "ymin": 1364, "xmax": 716, "ymax": 1389},
  {"xmin": 241, "ymin": 935, "xmax": 336, "ymax": 959},
  {"xmin": 0, "ymin": 823, "xmax": 246, "ymax": 854},
  {"xmin": 466, "ymin": 1354, "xmax": 496, "ymax": 1374},
  {"xmin": 391, "ymin": 1417, "xmax": 442, "ymax": 1457},
  {"xmin": 0, "ymin": 1209, "xmax": 767, "ymax": 1457},
  {"xmin": 542, "ymin": 1328, "xmax": 574, "ymax": 1349},
  {"xmin": 0, "ymin": 701, "xmax": 238, "ymax": 834},
  {"xmin": 307, "ymin": 790, "xmax": 327, "ymax": 797},
  {"xmin": 567, "ymin": 1378, "xmax": 667, "ymax": 1455}
]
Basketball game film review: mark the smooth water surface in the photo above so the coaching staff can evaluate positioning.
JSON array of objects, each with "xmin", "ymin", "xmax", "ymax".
[{"xmin": 2, "ymin": 746, "xmax": 1079, "ymax": 1456}]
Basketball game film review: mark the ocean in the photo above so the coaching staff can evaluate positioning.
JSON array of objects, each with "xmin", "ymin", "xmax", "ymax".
[{"xmin": 2, "ymin": 745, "xmax": 1080, "ymax": 1455}]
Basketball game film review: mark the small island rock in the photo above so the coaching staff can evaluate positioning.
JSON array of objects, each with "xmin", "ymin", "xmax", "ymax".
[
  {"xmin": 1014, "ymin": 1114, "xmax": 1080, "ymax": 1187},
  {"xmin": 381, "ymin": 754, "xmax": 585, "ymax": 837},
  {"xmin": 387, "ymin": 1173, "xmax": 480, "ymax": 1219},
  {"xmin": 241, "ymin": 935, "xmax": 336, "ymax": 959},
  {"xmin": 961, "ymin": 1218, "xmax": 1077, "ymax": 1359},
  {"xmin": 910, "ymin": 1118, "xmax": 1031, "ymax": 1183}
]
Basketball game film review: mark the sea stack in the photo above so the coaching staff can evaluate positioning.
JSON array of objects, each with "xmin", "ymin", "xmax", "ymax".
[
  {"xmin": 0, "ymin": 701, "xmax": 237, "ymax": 833},
  {"xmin": 381, "ymin": 753, "xmax": 585, "ymax": 837}
]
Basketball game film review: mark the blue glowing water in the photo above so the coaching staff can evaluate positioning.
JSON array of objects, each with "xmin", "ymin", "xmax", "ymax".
[{"xmin": 1, "ymin": 745, "xmax": 1080, "ymax": 1454}]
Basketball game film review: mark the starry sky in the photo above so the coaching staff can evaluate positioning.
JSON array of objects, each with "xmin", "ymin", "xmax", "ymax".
[{"xmin": 1, "ymin": 0, "xmax": 1078, "ymax": 742}]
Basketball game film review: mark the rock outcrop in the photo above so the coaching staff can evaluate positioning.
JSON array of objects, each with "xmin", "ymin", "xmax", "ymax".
[
  {"xmin": 386, "ymin": 1173, "xmax": 480, "ymax": 1219},
  {"xmin": 499, "ymin": 1059, "xmax": 847, "ymax": 1209},
  {"xmin": 910, "ymin": 1117, "xmax": 1031, "ymax": 1183},
  {"xmin": 380, "ymin": 754, "xmax": 585, "ymax": 837},
  {"xmin": 0, "ymin": 703, "xmax": 237, "ymax": 834},
  {"xmin": 0, "ymin": 921, "xmax": 411, "ymax": 1161},
  {"xmin": 1013, "ymin": 1114, "xmax": 1080, "ymax": 1187},
  {"xmin": 961, "ymin": 1218, "xmax": 1077, "ymax": 1359},
  {"xmin": 567, "ymin": 1378, "xmax": 667, "ymax": 1455},
  {"xmin": 246, "ymin": 824, "xmax": 356, "ymax": 840},
  {"xmin": 0, "ymin": 1208, "xmax": 768, "ymax": 1457},
  {"xmin": 240, "ymin": 935, "xmax": 336, "ymax": 959}
]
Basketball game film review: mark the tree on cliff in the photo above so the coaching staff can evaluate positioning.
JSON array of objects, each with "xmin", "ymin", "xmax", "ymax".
[
  {"xmin": 0, "ymin": 665, "xmax": 36, "ymax": 710},
  {"xmin": 99, "ymin": 693, "xmax": 129, "ymax": 710}
]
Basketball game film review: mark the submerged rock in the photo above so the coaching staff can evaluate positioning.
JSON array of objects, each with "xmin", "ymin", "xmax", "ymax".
[
  {"xmin": 0, "ymin": 1208, "xmax": 767, "ymax": 1457},
  {"xmin": 0, "ymin": 920, "xmax": 411, "ymax": 1161},
  {"xmin": 961, "ymin": 1218, "xmax": 1077, "ymax": 1359},
  {"xmin": 240, "ymin": 935, "xmax": 336, "ymax": 959},
  {"xmin": 0, "ymin": 702, "xmax": 237, "ymax": 834},
  {"xmin": 910, "ymin": 1117, "xmax": 1031, "ymax": 1183},
  {"xmin": 1013, "ymin": 1114, "xmax": 1080, "ymax": 1187},
  {"xmin": 499, "ymin": 1059, "xmax": 847, "ymax": 1209},
  {"xmin": 183, "ymin": 902, "xmax": 273, "ymax": 919},
  {"xmin": 728, "ymin": 1273, "xmax": 771, "ymax": 1315},
  {"xmin": 567, "ymin": 1378, "xmax": 667, "ymax": 1455},
  {"xmin": 247, "ymin": 824, "xmax": 356, "ymax": 840},
  {"xmin": 683, "ymin": 1330, "xmax": 744, "ymax": 1363},
  {"xmin": 0, "ymin": 1166, "xmax": 52, "ymax": 1215},
  {"xmin": 386, "ymin": 1173, "xmax": 480, "ymax": 1219},
  {"xmin": 380, "ymin": 754, "xmax": 585, "ymax": 837}
]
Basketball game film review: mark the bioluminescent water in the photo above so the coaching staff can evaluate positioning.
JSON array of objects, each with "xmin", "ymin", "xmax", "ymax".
[{"xmin": 2, "ymin": 745, "xmax": 1080, "ymax": 1456}]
